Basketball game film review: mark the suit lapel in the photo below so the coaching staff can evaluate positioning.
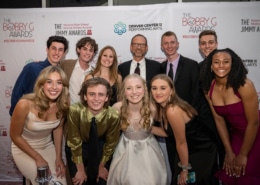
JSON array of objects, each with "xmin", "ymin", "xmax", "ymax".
[
  {"xmin": 161, "ymin": 60, "xmax": 167, "ymax": 74},
  {"xmin": 126, "ymin": 61, "xmax": 131, "ymax": 75},
  {"xmin": 174, "ymin": 56, "xmax": 183, "ymax": 82},
  {"xmin": 145, "ymin": 59, "xmax": 149, "ymax": 80}
]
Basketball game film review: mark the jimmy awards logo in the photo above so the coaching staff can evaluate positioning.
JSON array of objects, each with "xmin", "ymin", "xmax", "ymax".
[{"xmin": 0, "ymin": 59, "xmax": 6, "ymax": 71}]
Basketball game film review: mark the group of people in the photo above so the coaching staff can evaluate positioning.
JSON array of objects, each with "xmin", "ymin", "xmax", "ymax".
[{"xmin": 9, "ymin": 30, "xmax": 260, "ymax": 185}]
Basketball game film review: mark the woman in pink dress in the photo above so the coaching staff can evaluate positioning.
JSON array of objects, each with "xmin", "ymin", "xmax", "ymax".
[{"xmin": 200, "ymin": 48, "xmax": 260, "ymax": 185}]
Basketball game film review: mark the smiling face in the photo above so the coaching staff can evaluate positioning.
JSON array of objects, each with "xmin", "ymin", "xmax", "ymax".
[
  {"xmin": 124, "ymin": 77, "xmax": 145, "ymax": 105},
  {"xmin": 100, "ymin": 48, "xmax": 114, "ymax": 68},
  {"xmin": 42, "ymin": 72, "xmax": 63, "ymax": 101},
  {"xmin": 77, "ymin": 43, "xmax": 95, "ymax": 64},
  {"xmin": 84, "ymin": 84, "xmax": 108, "ymax": 115},
  {"xmin": 130, "ymin": 35, "xmax": 148, "ymax": 61},
  {"xmin": 151, "ymin": 78, "xmax": 172, "ymax": 107},
  {"xmin": 46, "ymin": 42, "xmax": 66, "ymax": 65},
  {"xmin": 199, "ymin": 35, "xmax": 218, "ymax": 57},
  {"xmin": 161, "ymin": 35, "xmax": 179, "ymax": 58},
  {"xmin": 211, "ymin": 51, "xmax": 232, "ymax": 79}
]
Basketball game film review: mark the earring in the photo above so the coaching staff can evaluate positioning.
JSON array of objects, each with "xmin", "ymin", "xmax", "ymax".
[{"xmin": 168, "ymin": 96, "xmax": 171, "ymax": 102}]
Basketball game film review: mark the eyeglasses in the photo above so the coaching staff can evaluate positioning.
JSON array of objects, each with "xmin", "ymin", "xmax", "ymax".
[{"xmin": 131, "ymin": 43, "xmax": 147, "ymax": 48}]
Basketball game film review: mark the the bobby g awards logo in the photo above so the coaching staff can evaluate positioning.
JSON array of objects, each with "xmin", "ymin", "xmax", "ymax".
[
  {"xmin": 3, "ymin": 18, "xmax": 34, "ymax": 42},
  {"xmin": 114, "ymin": 22, "xmax": 127, "ymax": 35},
  {"xmin": 182, "ymin": 13, "xmax": 217, "ymax": 38}
]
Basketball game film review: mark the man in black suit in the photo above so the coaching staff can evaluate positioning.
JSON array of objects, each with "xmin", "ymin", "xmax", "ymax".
[
  {"xmin": 160, "ymin": 31, "xmax": 219, "ymax": 185},
  {"xmin": 118, "ymin": 34, "xmax": 161, "ymax": 90},
  {"xmin": 161, "ymin": 31, "xmax": 201, "ymax": 109},
  {"xmin": 198, "ymin": 30, "xmax": 225, "ymax": 178}
]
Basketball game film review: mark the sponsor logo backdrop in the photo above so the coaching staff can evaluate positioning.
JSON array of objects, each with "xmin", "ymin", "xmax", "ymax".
[{"xmin": 0, "ymin": 2, "xmax": 259, "ymax": 182}]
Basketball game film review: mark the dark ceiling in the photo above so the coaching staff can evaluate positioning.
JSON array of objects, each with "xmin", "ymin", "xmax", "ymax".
[{"xmin": 0, "ymin": 0, "xmax": 107, "ymax": 8}]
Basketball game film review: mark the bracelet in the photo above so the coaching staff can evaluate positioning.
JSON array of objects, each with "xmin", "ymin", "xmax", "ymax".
[{"xmin": 178, "ymin": 162, "xmax": 192, "ymax": 170}]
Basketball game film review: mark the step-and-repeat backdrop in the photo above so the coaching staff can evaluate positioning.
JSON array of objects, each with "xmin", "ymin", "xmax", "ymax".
[{"xmin": 0, "ymin": 2, "xmax": 260, "ymax": 182}]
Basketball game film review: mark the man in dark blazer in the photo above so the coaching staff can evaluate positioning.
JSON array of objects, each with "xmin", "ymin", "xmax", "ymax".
[
  {"xmin": 118, "ymin": 34, "xmax": 161, "ymax": 91},
  {"xmin": 161, "ymin": 31, "xmax": 220, "ymax": 185},
  {"xmin": 198, "ymin": 30, "xmax": 225, "ymax": 176},
  {"xmin": 161, "ymin": 31, "xmax": 201, "ymax": 110}
]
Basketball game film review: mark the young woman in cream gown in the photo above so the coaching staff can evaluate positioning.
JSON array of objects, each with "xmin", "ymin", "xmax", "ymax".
[
  {"xmin": 107, "ymin": 74, "xmax": 168, "ymax": 185},
  {"xmin": 10, "ymin": 66, "xmax": 69, "ymax": 185}
]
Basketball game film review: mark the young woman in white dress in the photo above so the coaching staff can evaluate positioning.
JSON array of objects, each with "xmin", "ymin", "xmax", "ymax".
[{"xmin": 107, "ymin": 74, "xmax": 168, "ymax": 185}]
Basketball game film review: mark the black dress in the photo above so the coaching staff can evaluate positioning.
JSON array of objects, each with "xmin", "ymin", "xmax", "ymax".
[
  {"xmin": 164, "ymin": 116, "xmax": 218, "ymax": 185},
  {"xmin": 110, "ymin": 84, "xmax": 117, "ymax": 106}
]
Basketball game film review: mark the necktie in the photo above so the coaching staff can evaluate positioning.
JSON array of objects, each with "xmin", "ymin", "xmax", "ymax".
[
  {"xmin": 134, "ymin": 63, "xmax": 140, "ymax": 75},
  {"xmin": 168, "ymin": 63, "xmax": 174, "ymax": 80},
  {"xmin": 88, "ymin": 117, "xmax": 99, "ymax": 179}
]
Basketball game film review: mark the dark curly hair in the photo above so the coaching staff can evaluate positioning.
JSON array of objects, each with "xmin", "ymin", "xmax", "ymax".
[
  {"xmin": 76, "ymin": 37, "xmax": 98, "ymax": 57},
  {"xmin": 200, "ymin": 48, "xmax": 248, "ymax": 93}
]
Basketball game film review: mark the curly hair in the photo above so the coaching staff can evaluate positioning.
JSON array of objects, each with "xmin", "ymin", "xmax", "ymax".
[
  {"xmin": 119, "ymin": 74, "xmax": 151, "ymax": 131},
  {"xmin": 76, "ymin": 37, "xmax": 98, "ymax": 57},
  {"xmin": 22, "ymin": 66, "xmax": 69, "ymax": 119},
  {"xmin": 79, "ymin": 77, "xmax": 112, "ymax": 108},
  {"xmin": 200, "ymin": 48, "xmax": 248, "ymax": 93},
  {"xmin": 150, "ymin": 74, "xmax": 197, "ymax": 121}
]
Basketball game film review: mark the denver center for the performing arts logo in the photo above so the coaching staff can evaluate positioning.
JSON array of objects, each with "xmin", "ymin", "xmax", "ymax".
[{"xmin": 114, "ymin": 22, "xmax": 127, "ymax": 35}]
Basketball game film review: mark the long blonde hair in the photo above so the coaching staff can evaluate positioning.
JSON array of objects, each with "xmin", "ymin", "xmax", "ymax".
[
  {"xmin": 119, "ymin": 74, "xmax": 151, "ymax": 131},
  {"xmin": 22, "ymin": 66, "xmax": 69, "ymax": 119}
]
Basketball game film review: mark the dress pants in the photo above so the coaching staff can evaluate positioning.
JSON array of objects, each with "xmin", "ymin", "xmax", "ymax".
[{"xmin": 65, "ymin": 140, "xmax": 110, "ymax": 185}]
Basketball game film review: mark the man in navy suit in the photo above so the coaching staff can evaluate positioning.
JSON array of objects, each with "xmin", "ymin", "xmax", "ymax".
[
  {"xmin": 118, "ymin": 34, "xmax": 161, "ymax": 91},
  {"xmin": 161, "ymin": 31, "xmax": 220, "ymax": 185}
]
